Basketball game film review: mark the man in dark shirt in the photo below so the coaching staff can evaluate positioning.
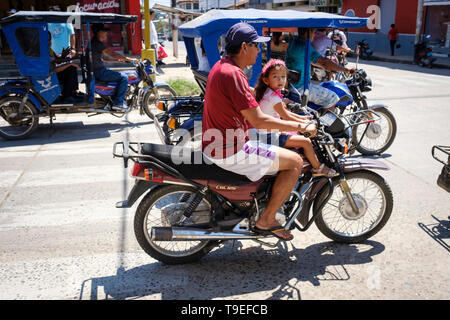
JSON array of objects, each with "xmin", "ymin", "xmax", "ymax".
[{"xmin": 92, "ymin": 24, "xmax": 138, "ymax": 111}]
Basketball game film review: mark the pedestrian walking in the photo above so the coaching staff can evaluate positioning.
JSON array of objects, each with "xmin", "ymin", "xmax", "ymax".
[{"xmin": 388, "ymin": 24, "xmax": 399, "ymax": 56}]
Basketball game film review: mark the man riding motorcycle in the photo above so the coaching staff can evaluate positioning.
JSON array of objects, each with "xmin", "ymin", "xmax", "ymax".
[
  {"xmin": 286, "ymin": 28, "xmax": 355, "ymax": 110},
  {"xmin": 202, "ymin": 23, "xmax": 317, "ymax": 241}
]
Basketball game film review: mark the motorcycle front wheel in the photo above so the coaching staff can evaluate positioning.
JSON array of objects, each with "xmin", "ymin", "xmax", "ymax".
[
  {"xmin": 352, "ymin": 107, "xmax": 397, "ymax": 156},
  {"xmin": 313, "ymin": 170, "xmax": 393, "ymax": 243},
  {"xmin": 142, "ymin": 85, "xmax": 178, "ymax": 120},
  {"xmin": 134, "ymin": 185, "xmax": 216, "ymax": 264},
  {"xmin": 0, "ymin": 96, "xmax": 39, "ymax": 140}
]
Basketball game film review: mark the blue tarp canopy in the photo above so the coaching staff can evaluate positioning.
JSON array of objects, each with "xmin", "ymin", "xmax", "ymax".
[
  {"xmin": 180, "ymin": 9, "xmax": 368, "ymax": 86},
  {"xmin": 180, "ymin": 9, "xmax": 367, "ymax": 38}
]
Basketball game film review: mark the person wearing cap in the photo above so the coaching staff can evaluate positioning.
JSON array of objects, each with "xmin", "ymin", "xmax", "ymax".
[
  {"xmin": 202, "ymin": 22, "xmax": 317, "ymax": 241},
  {"xmin": 285, "ymin": 28, "xmax": 355, "ymax": 110},
  {"xmin": 91, "ymin": 23, "xmax": 139, "ymax": 111}
]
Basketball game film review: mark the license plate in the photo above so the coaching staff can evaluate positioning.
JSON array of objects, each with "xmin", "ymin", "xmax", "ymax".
[{"xmin": 427, "ymin": 52, "xmax": 433, "ymax": 56}]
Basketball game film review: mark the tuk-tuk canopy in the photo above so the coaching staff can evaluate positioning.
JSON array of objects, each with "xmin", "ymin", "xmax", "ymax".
[
  {"xmin": 0, "ymin": 11, "xmax": 137, "ymax": 78},
  {"xmin": 180, "ymin": 9, "xmax": 368, "ymax": 38},
  {"xmin": 180, "ymin": 9, "xmax": 368, "ymax": 86},
  {"xmin": 0, "ymin": 11, "xmax": 137, "ymax": 26}
]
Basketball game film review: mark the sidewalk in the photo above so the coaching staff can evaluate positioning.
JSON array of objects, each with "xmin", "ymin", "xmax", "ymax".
[{"xmin": 366, "ymin": 51, "xmax": 450, "ymax": 69}]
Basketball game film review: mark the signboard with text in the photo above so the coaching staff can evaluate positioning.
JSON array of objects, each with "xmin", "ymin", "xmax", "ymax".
[{"xmin": 78, "ymin": 0, "xmax": 123, "ymax": 51}]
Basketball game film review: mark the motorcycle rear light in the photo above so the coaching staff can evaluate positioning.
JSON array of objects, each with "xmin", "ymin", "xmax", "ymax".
[
  {"xmin": 144, "ymin": 168, "xmax": 152, "ymax": 181},
  {"xmin": 157, "ymin": 101, "xmax": 166, "ymax": 111},
  {"xmin": 131, "ymin": 162, "xmax": 144, "ymax": 177},
  {"xmin": 167, "ymin": 117, "xmax": 177, "ymax": 130}
]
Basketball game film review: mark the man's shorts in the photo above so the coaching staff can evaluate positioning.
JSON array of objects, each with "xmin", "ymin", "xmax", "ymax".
[{"xmin": 203, "ymin": 140, "xmax": 281, "ymax": 182}]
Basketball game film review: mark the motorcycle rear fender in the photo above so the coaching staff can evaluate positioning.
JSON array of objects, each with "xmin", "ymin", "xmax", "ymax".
[
  {"xmin": 0, "ymin": 88, "xmax": 43, "ymax": 111},
  {"xmin": 367, "ymin": 102, "xmax": 389, "ymax": 110},
  {"xmin": 115, "ymin": 180, "xmax": 162, "ymax": 208},
  {"xmin": 340, "ymin": 157, "xmax": 390, "ymax": 172}
]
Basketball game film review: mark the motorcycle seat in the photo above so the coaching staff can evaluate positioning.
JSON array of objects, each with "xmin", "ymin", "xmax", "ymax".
[
  {"xmin": 140, "ymin": 143, "xmax": 253, "ymax": 185},
  {"xmin": 95, "ymin": 80, "xmax": 117, "ymax": 86}
]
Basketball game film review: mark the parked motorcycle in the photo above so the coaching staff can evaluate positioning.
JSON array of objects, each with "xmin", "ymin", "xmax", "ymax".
[
  {"xmin": 414, "ymin": 35, "xmax": 436, "ymax": 68},
  {"xmin": 432, "ymin": 145, "xmax": 450, "ymax": 193},
  {"xmin": 357, "ymin": 39, "xmax": 372, "ymax": 60},
  {"xmin": 113, "ymin": 106, "xmax": 393, "ymax": 264}
]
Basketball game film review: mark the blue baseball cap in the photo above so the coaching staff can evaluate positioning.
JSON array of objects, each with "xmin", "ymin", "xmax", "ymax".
[{"xmin": 225, "ymin": 22, "xmax": 271, "ymax": 47}]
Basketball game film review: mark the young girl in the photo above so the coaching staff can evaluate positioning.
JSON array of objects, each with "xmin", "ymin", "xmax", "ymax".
[{"xmin": 254, "ymin": 59, "xmax": 337, "ymax": 177}]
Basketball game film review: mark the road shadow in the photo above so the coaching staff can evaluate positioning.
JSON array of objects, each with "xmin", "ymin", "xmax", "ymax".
[
  {"xmin": 418, "ymin": 215, "xmax": 450, "ymax": 253},
  {"xmin": 0, "ymin": 119, "xmax": 153, "ymax": 149},
  {"xmin": 79, "ymin": 240, "xmax": 385, "ymax": 300}
]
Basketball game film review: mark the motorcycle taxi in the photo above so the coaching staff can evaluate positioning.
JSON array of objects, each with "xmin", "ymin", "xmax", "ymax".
[{"xmin": 0, "ymin": 11, "xmax": 175, "ymax": 140}]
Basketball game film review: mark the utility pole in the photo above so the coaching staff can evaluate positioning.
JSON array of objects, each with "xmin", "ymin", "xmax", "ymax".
[
  {"xmin": 415, "ymin": 0, "xmax": 424, "ymax": 45},
  {"xmin": 172, "ymin": 0, "xmax": 178, "ymax": 57}
]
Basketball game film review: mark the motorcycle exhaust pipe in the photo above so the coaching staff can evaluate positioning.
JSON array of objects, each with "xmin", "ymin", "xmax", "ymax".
[{"xmin": 151, "ymin": 227, "xmax": 262, "ymax": 241}]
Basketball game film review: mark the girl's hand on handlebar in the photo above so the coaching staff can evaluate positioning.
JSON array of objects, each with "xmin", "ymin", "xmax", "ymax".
[{"xmin": 300, "ymin": 121, "xmax": 317, "ymax": 138}]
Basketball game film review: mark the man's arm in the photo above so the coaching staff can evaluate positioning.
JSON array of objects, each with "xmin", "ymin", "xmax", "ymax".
[
  {"xmin": 103, "ymin": 48, "xmax": 138, "ymax": 63},
  {"xmin": 315, "ymin": 56, "xmax": 354, "ymax": 75},
  {"xmin": 241, "ymin": 107, "xmax": 316, "ymax": 135}
]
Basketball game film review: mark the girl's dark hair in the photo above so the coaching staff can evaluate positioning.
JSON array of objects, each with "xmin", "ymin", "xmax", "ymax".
[{"xmin": 254, "ymin": 61, "xmax": 287, "ymax": 102}]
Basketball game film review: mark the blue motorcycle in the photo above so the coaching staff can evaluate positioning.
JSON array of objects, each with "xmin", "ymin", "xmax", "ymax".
[{"xmin": 0, "ymin": 11, "xmax": 176, "ymax": 140}]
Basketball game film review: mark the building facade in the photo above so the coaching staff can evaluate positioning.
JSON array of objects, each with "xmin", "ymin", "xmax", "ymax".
[
  {"xmin": 342, "ymin": 0, "xmax": 420, "ymax": 55},
  {"xmin": 423, "ymin": 0, "xmax": 450, "ymax": 56}
]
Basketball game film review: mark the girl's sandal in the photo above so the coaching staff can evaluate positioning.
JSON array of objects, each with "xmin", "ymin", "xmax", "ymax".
[{"xmin": 312, "ymin": 163, "xmax": 339, "ymax": 177}]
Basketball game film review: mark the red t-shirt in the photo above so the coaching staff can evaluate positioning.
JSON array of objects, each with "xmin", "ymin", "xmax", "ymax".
[
  {"xmin": 202, "ymin": 56, "xmax": 259, "ymax": 159},
  {"xmin": 388, "ymin": 28, "xmax": 398, "ymax": 41}
]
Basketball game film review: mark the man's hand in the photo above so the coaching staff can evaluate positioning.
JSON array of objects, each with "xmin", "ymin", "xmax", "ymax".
[
  {"xmin": 345, "ymin": 67, "xmax": 356, "ymax": 77},
  {"xmin": 127, "ymin": 57, "xmax": 140, "ymax": 63}
]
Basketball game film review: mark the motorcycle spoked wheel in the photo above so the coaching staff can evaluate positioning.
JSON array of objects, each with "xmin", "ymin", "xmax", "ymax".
[
  {"xmin": 352, "ymin": 107, "xmax": 397, "ymax": 156},
  {"xmin": 0, "ymin": 96, "xmax": 39, "ymax": 140},
  {"xmin": 134, "ymin": 185, "xmax": 218, "ymax": 264},
  {"xmin": 313, "ymin": 170, "xmax": 393, "ymax": 243},
  {"xmin": 142, "ymin": 85, "xmax": 178, "ymax": 120}
]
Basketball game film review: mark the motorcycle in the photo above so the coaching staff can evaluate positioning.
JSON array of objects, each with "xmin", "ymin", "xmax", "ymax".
[
  {"xmin": 432, "ymin": 145, "xmax": 450, "ymax": 193},
  {"xmin": 311, "ymin": 48, "xmax": 348, "ymax": 83},
  {"xmin": 94, "ymin": 59, "xmax": 177, "ymax": 119},
  {"xmin": 357, "ymin": 39, "xmax": 372, "ymax": 60},
  {"xmin": 113, "ymin": 106, "xmax": 393, "ymax": 264},
  {"xmin": 414, "ymin": 35, "xmax": 436, "ymax": 68}
]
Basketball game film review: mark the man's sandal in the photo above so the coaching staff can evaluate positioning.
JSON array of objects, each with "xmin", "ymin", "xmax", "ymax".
[{"xmin": 253, "ymin": 226, "xmax": 294, "ymax": 241}]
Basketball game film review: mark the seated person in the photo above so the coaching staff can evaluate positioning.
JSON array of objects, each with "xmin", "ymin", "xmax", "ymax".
[
  {"xmin": 91, "ymin": 24, "xmax": 139, "ymax": 111},
  {"xmin": 285, "ymin": 28, "xmax": 355, "ymax": 111},
  {"xmin": 270, "ymin": 32, "xmax": 288, "ymax": 60},
  {"xmin": 48, "ymin": 32, "xmax": 80, "ymax": 103}
]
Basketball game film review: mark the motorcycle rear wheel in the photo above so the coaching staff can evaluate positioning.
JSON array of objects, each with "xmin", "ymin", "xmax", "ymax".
[
  {"xmin": 142, "ymin": 85, "xmax": 178, "ymax": 120},
  {"xmin": 0, "ymin": 96, "xmax": 39, "ymax": 140},
  {"xmin": 134, "ymin": 185, "xmax": 217, "ymax": 264},
  {"xmin": 313, "ymin": 170, "xmax": 393, "ymax": 243}
]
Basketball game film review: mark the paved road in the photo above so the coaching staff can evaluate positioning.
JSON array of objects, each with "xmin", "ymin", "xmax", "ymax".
[{"xmin": 0, "ymin": 59, "xmax": 449, "ymax": 300}]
